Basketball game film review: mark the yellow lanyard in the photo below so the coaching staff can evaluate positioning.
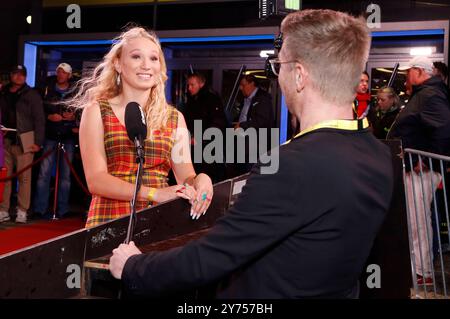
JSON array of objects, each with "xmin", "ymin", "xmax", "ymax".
[{"xmin": 284, "ymin": 118, "xmax": 369, "ymax": 145}]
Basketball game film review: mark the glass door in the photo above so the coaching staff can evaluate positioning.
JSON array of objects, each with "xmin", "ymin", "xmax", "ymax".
[{"xmin": 367, "ymin": 61, "xmax": 409, "ymax": 106}]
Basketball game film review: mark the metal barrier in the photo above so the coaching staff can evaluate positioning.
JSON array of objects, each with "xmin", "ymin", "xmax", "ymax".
[{"xmin": 403, "ymin": 148, "xmax": 450, "ymax": 299}]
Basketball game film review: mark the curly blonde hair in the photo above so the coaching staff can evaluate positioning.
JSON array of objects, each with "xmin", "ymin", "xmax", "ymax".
[{"xmin": 69, "ymin": 26, "xmax": 170, "ymax": 139}]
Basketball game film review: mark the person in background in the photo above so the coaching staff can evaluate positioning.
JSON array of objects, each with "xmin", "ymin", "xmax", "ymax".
[
  {"xmin": 234, "ymin": 74, "xmax": 276, "ymax": 175},
  {"xmin": 33, "ymin": 63, "xmax": 78, "ymax": 219},
  {"xmin": 354, "ymin": 71, "xmax": 371, "ymax": 119},
  {"xmin": 0, "ymin": 65, "xmax": 45, "ymax": 223},
  {"xmin": 184, "ymin": 72, "xmax": 227, "ymax": 136},
  {"xmin": 183, "ymin": 72, "xmax": 227, "ymax": 183},
  {"xmin": 388, "ymin": 55, "xmax": 450, "ymax": 286},
  {"xmin": 368, "ymin": 86, "xmax": 401, "ymax": 139}
]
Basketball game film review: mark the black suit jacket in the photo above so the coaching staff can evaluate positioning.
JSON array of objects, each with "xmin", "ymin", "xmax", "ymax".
[
  {"xmin": 183, "ymin": 86, "xmax": 227, "ymax": 135},
  {"xmin": 122, "ymin": 127, "xmax": 393, "ymax": 298},
  {"xmin": 239, "ymin": 88, "xmax": 275, "ymax": 130},
  {"xmin": 237, "ymin": 89, "xmax": 277, "ymax": 165}
]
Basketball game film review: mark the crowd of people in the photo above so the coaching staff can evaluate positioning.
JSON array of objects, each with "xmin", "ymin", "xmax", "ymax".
[{"xmin": 354, "ymin": 55, "xmax": 450, "ymax": 286}]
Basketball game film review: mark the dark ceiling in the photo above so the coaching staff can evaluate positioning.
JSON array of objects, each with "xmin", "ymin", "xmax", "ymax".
[{"xmin": 2, "ymin": 0, "xmax": 450, "ymax": 72}]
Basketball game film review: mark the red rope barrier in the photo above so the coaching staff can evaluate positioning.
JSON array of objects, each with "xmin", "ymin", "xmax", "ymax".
[{"xmin": 0, "ymin": 148, "xmax": 55, "ymax": 182}]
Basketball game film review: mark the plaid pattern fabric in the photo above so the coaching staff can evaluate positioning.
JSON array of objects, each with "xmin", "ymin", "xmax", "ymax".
[{"xmin": 85, "ymin": 100, "xmax": 178, "ymax": 228}]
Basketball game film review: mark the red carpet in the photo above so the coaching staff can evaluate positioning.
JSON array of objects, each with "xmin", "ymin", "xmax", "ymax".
[{"xmin": 0, "ymin": 217, "xmax": 85, "ymax": 256}]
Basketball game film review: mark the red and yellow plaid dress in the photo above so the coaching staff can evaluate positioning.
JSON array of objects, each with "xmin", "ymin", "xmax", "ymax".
[{"xmin": 85, "ymin": 100, "xmax": 178, "ymax": 228}]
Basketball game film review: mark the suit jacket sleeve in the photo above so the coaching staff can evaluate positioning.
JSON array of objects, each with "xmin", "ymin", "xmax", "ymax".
[
  {"xmin": 239, "ymin": 91, "xmax": 274, "ymax": 130},
  {"xmin": 122, "ymin": 152, "xmax": 307, "ymax": 297}
]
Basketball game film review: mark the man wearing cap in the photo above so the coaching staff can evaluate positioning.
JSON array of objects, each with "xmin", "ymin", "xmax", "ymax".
[
  {"xmin": 33, "ymin": 63, "xmax": 78, "ymax": 219},
  {"xmin": 0, "ymin": 65, "xmax": 45, "ymax": 223},
  {"xmin": 388, "ymin": 55, "xmax": 450, "ymax": 286}
]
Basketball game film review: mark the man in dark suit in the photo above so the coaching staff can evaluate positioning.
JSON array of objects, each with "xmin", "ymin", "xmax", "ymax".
[
  {"xmin": 110, "ymin": 9, "xmax": 393, "ymax": 299},
  {"xmin": 184, "ymin": 72, "xmax": 227, "ymax": 137},
  {"xmin": 183, "ymin": 72, "xmax": 227, "ymax": 183},
  {"xmin": 235, "ymin": 74, "xmax": 274, "ymax": 131},
  {"xmin": 234, "ymin": 74, "xmax": 276, "ymax": 174}
]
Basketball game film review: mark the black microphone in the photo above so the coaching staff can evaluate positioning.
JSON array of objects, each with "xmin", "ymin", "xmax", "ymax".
[
  {"xmin": 125, "ymin": 102, "xmax": 147, "ymax": 163},
  {"xmin": 124, "ymin": 102, "xmax": 147, "ymax": 246}
]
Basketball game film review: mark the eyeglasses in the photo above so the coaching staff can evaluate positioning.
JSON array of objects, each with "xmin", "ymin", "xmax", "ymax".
[{"xmin": 267, "ymin": 58, "xmax": 298, "ymax": 76}]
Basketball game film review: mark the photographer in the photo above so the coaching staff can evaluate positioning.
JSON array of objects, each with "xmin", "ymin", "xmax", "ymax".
[{"xmin": 33, "ymin": 63, "xmax": 78, "ymax": 219}]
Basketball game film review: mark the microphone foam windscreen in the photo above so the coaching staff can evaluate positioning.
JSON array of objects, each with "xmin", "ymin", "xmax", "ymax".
[{"xmin": 125, "ymin": 102, "xmax": 147, "ymax": 141}]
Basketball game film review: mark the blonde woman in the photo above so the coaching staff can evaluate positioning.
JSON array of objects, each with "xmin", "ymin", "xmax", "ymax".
[
  {"xmin": 72, "ymin": 27, "xmax": 213, "ymax": 228},
  {"xmin": 370, "ymin": 86, "xmax": 401, "ymax": 139}
]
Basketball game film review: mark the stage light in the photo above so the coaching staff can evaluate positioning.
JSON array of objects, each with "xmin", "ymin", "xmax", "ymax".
[
  {"xmin": 410, "ymin": 47, "xmax": 434, "ymax": 56},
  {"xmin": 260, "ymin": 50, "xmax": 275, "ymax": 58}
]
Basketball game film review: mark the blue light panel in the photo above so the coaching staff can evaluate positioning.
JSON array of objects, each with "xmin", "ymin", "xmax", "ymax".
[
  {"xmin": 29, "ymin": 40, "xmax": 115, "ymax": 46},
  {"xmin": 24, "ymin": 43, "xmax": 37, "ymax": 87},
  {"xmin": 160, "ymin": 35, "xmax": 275, "ymax": 43},
  {"xmin": 371, "ymin": 29, "xmax": 445, "ymax": 37},
  {"xmin": 280, "ymin": 94, "xmax": 288, "ymax": 144},
  {"xmin": 29, "ymin": 35, "xmax": 275, "ymax": 46}
]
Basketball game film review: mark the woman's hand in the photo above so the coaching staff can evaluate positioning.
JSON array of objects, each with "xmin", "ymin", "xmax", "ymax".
[
  {"xmin": 152, "ymin": 184, "xmax": 197, "ymax": 204},
  {"xmin": 191, "ymin": 173, "xmax": 213, "ymax": 218}
]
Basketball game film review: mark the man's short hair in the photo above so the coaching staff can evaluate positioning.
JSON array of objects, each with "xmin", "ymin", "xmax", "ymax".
[
  {"xmin": 241, "ymin": 74, "xmax": 258, "ymax": 86},
  {"xmin": 187, "ymin": 72, "xmax": 206, "ymax": 84},
  {"xmin": 281, "ymin": 9, "xmax": 371, "ymax": 105}
]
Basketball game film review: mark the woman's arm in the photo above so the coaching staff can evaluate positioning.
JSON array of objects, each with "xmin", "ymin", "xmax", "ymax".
[
  {"xmin": 80, "ymin": 103, "xmax": 192, "ymax": 204},
  {"xmin": 171, "ymin": 111, "xmax": 213, "ymax": 215},
  {"xmin": 79, "ymin": 102, "xmax": 151, "ymax": 201},
  {"xmin": 170, "ymin": 111, "xmax": 197, "ymax": 185}
]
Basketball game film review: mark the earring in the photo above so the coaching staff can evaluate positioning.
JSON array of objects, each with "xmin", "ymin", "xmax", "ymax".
[{"xmin": 116, "ymin": 73, "xmax": 121, "ymax": 86}]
